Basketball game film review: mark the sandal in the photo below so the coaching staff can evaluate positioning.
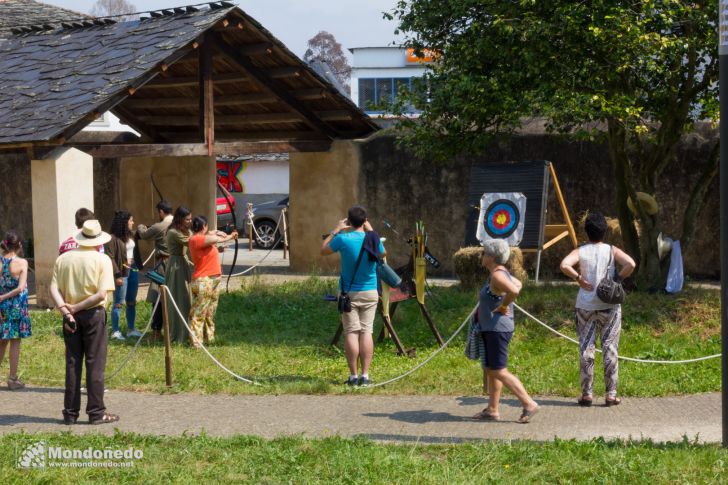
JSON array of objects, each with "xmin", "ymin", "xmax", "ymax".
[
  {"xmin": 7, "ymin": 377, "xmax": 25, "ymax": 390},
  {"xmin": 90, "ymin": 413, "xmax": 120, "ymax": 425},
  {"xmin": 605, "ymin": 397, "xmax": 621, "ymax": 407},
  {"xmin": 577, "ymin": 395, "xmax": 593, "ymax": 407},
  {"xmin": 471, "ymin": 408, "xmax": 500, "ymax": 421},
  {"xmin": 517, "ymin": 405, "xmax": 539, "ymax": 424}
]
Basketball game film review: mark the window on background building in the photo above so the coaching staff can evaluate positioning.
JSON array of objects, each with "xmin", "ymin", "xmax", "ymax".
[
  {"xmin": 359, "ymin": 79, "xmax": 375, "ymax": 110},
  {"xmin": 358, "ymin": 77, "xmax": 418, "ymax": 113}
]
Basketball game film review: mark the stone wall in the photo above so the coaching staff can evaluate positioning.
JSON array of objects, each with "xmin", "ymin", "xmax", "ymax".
[{"xmin": 358, "ymin": 131, "xmax": 719, "ymax": 279}]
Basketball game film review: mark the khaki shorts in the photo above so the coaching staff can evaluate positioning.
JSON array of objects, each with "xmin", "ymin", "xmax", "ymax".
[{"xmin": 341, "ymin": 290, "xmax": 379, "ymax": 334}]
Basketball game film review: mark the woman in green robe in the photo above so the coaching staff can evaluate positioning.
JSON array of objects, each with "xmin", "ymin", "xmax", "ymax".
[{"xmin": 165, "ymin": 207, "xmax": 194, "ymax": 343}]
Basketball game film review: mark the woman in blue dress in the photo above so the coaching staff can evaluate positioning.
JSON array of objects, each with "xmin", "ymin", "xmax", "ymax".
[
  {"xmin": 0, "ymin": 231, "xmax": 31, "ymax": 390},
  {"xmin": 471, "ymin": 239, "xmax": 538, "ymax": 423}
]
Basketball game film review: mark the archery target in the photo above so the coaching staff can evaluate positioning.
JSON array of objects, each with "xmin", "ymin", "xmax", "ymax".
[{"xmin": 476, "ymin": 192, "xmax": 527, "ymax": 246}]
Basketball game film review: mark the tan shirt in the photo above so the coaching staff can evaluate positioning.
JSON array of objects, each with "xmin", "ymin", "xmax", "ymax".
[{"xmin": 51, "ymin": 247, "xmax": 115, "ymax": 306}]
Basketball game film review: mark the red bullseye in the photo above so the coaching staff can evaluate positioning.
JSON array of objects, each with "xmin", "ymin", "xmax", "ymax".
[{"xmin": 491, "ymin": 210, "xmax": 511, "ymax": 230}]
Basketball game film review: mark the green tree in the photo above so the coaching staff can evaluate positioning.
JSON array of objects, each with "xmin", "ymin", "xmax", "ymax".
[{"xmin": 387, "ymin": 0, "xmax": 719, "ymax": 288}]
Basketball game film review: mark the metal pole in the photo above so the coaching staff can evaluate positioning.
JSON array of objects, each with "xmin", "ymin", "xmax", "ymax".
[
  {"xmin": 161, "ymin": 285, "xmax": 173, "ymax": 387},
  {"xmin": 719, "ymin": 2, "xmax": 728, "ymax": 447}
]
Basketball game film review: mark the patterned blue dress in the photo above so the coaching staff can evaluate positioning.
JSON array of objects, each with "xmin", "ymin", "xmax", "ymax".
[{"xmin": 0, "ymin": 256, "xmax": 31, "ymax": 339}]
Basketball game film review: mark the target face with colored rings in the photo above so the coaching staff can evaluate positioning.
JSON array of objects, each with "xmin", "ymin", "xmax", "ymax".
[{"xmin": 484, "ymin": 200, "xmax": 520, "ymax": 238}]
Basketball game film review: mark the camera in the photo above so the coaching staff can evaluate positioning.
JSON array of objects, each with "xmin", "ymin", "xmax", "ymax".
[{"xmin": 337, "ymin": 292, "xmax": 352, "ymax": 313}]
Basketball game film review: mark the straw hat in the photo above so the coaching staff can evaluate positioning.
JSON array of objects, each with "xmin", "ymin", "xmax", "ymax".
[
  {"xmin": 74, "ymin": 220, "xmax": 111, "ymax": 247},
  {"xmin": 627, "ymin": 192, "xmax": 659, "ymax": 216},
  {"xmin": 657, "ymin": 232, "xmax": 673, "ymax": 261}
]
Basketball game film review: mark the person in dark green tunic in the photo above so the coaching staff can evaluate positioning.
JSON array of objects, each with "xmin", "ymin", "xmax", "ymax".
[{"xmin": 165, "ymin": 207, "xmax": 193, "ymax": 344}]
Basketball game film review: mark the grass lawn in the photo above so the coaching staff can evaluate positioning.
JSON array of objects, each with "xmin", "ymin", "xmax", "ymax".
[
  {"xmin": 13, "ymin": 278, "xmax": 721, "ymax": 397},
  {"xmin": 1, "ymin": 432, "xmax": 726, "ymax": 484}
]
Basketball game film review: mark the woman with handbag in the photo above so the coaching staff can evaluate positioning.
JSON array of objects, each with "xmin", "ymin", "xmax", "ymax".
[{"xmin": 560, "ymin": 212, "xmax": 636, "ymax": 407}]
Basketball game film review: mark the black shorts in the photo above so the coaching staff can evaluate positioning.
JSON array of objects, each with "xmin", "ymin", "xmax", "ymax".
[{"xmin": 481, "ymin": 331, "xmax": 513, "ymax": 370}]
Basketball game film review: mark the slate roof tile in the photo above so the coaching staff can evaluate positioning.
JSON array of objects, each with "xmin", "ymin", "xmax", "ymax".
[{"xmin": 0, "ymin": 6, "xmax": 232, "ymax": 144}]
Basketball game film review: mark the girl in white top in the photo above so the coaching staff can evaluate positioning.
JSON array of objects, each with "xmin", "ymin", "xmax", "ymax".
[{"xmin": 560, "ymin": 213, "xmax": 635, "ymax": 407}]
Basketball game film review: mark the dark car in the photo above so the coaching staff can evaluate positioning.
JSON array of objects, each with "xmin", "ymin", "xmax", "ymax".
[{"xmin": 246, "ymin": 196, "xmax": 289, "ymax": 249}]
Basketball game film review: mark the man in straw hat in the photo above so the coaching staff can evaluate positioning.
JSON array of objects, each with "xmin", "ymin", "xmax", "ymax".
[{"xmin": 49, "ymin": 220, "xmax": 119, "ymax": 425}]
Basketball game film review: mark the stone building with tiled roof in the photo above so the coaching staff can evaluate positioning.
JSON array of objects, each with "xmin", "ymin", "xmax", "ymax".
[{"xmin": 0, "ymin": 0, "xmax": 86, "ymax": 38}]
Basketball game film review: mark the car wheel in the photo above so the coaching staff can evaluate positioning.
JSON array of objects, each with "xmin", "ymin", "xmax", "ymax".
[{"xmin": 254, "ymin": 219, "xmax": 280, "ymax": 249}]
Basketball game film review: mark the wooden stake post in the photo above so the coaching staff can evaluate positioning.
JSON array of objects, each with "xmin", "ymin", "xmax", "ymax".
[
  {"xmin": 160, "ymin": 285, "xmax": 173, "ymax": 387},
  {"xmin": 246, "ymin": 202, "xmax": 254, "ymax": 251},
  {"xmin": 281, "ymin": 208, "xmax": 289, "ymax": 260}
]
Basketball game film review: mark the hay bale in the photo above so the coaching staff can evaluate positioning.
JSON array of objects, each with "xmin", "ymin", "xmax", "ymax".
[
  {"xmin": 453, "ymin": 246, "xmax": 528, "ymax": 289},
  {"xmin": 453, "ymin": 247, "xmax": 485, "ymax": 289}
]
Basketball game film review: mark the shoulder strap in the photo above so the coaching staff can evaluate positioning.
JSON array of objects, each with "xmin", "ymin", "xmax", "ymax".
[
  {"xmin": 344, "ymin": 240, "xmax": 367, "ymax": 292},
  {"xmin": 603, "ymin": 245, "xmax": 613, "ymax": 278}
]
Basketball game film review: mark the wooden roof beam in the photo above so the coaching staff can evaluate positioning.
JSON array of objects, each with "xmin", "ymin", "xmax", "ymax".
[
  {"xmin": 144, "ymin": 72, "xmax": 248, "ymax": 89},
  {"xmin": 123, "ymin": 90, "xmax": 325, "ymax": 109},
  {"xmin": 210, "ymin": 33, "xmax": 337, "ymax": 138},
  {"xmin": 68, "ymin": 140, "xmax": 332, "ymax": 158},
  {"xmin": 159, "ymin": 130, "xmax": 326, "ymax": 142},
  {"xmin": 139, "ymin": 110, "xmax": 352, "ymax": 126},
  {"xmin": 124, "ymin": 93, "xmax": 278, "ymax": 109}
]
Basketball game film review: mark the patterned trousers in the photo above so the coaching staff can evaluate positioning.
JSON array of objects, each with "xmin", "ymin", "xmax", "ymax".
[
  {"xmin": 575, "ymin": 307, "xmax": 622, "ymax": 398},
  {"xmin": 189, "ymin": 276, "xmax": 220, "ymax": 345}
]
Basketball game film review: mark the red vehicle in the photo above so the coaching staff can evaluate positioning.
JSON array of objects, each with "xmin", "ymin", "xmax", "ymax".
[{"xmin": 216, "ymin": 183, "xmax": 236, "ymax": 233}]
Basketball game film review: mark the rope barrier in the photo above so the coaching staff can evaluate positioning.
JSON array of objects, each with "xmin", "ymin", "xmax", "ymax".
[
  {"xmin": 162, "ymin": 285, "xmax": 259, "ymax": 385},
  {"xmin": 226, "ymin": 211, "xmax": 285, "ymax": 278},
  {"xmin": 513, "ymin": 303, "xmax": 721, "ymax": 364},
  {"xmin": 106, "ymin": 295, "xmax": 161, "ymax": 381},
  {"xmin": 361, "ymin": 304, "xmax": 479, "ymax": 389}
]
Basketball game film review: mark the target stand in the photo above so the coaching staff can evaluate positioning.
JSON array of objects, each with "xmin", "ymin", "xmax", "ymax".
[{"xmin": 467, "ymin": 161, "xmax": 577, "ymax": 280}]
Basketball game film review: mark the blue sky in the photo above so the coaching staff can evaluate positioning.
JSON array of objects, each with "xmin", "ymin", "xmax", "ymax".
[{"xmin": 43, "ymin": 0, "xmax": 403, "ymax": 58}]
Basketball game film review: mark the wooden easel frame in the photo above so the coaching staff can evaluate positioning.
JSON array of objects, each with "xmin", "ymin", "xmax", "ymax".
[{"xmin": 520, "ymin": 163, "xmax": 578, "ymax": 280}]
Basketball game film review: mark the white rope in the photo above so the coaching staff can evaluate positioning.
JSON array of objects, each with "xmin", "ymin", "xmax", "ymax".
[
  {"xmin": 227, "ymin": 211, "xmax": 285, "ymax": 278},
  {"xmin": 162, "ymin": 285, "xmax": 259, "ymax": 384},
  {"xmin": 246, "ymin": 210, "xmax": 284, "ymax": 244},
  {"xmin": 513, "ymin": 303, "xmax": 721, "ymax": 364},
  {"xmin": 361, "ymin": 304, "xmax": 479, "ymax": 389},
  {"xmin": 106, "ymin": 294, "xmax": 161, "ymax": 381}
]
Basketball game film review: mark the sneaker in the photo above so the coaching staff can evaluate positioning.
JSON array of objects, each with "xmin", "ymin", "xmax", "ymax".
[
  {"xmin": 357, "ymin": 377, "xmax": 372, "ymax": 387},
  {"xmin": 344, "ymin": 376, "xmax": 358, "ymax": 386},
  {"xmin": 111, "ymin": 331, "xmax": 125, "ymax": 341},
  {"xmin": 127, "ymin": 329, "xmax": 142, "ymax": 338}
]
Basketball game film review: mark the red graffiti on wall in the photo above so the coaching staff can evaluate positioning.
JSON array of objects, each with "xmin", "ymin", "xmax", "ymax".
[{"xmin": 216, "ymin": 160, "xmax": 244, "ymax": 193}]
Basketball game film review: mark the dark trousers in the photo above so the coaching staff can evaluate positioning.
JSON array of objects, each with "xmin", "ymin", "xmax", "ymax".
[
  {"xmin": 63, "ymin": 306, "xmax": 108, "ymax": 421},
  {"xmin": 151, "ymin": 303, "xmax": 163, "ymax": 331}
]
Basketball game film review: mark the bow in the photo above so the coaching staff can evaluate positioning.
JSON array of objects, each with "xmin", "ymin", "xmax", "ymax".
[
  {"xmin": 136, "ymin": 173, "xmax": 166, "ymax": 270},
  {"xmin": 217, "ymin": 177, "xmax": 238, "ymax": 293}
]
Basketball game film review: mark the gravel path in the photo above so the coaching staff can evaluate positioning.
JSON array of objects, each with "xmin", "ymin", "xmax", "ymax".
[{"xmin": 0, "ymin": 386, "xmax": 719, "ymax": 444}]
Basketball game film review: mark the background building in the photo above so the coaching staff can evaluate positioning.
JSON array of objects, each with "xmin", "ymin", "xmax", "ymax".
[{"xmin": 349, "ymin": 46, "xmax": 432, "ymax": 116}]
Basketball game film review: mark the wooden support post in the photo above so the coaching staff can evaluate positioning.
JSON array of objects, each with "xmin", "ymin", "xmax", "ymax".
[
  {"xmin": 419, "ymin": 302, "xmax": 444, "ymax": 346},
  {"xmin": 549, "ymin": 162, "xmax": 578, "ymax": 247},
  {"xmin": 281, "ymin": 208, "xmax": 289, "ymax": 260},
  {"xmin": 161, "ymin": 285, "xmax": 173, "ymax": 387},
  {"xmin": 199, "ymin": 37, "xmax": 215, "ymax": 155},
  {"xmin": 378, "ymin": 301, "xmax": 399, "ymax": 343},
  {"xmin": 331, "ymin": 320, "xmax": 344, "ymax": 346}
]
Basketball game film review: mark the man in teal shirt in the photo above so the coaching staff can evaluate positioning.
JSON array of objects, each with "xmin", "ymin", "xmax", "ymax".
[{"xmin": 322, "ymin": 206, "xmax": 384, "ymax": 386}]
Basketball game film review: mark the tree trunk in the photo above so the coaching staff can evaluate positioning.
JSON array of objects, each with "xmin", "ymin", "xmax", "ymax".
[
  {"xmin": 606, "ymin": 119, "xmax": 640, "ymax": 259},
  {"xmin": 637, "ymin": 214, "xmax": 662, "ymax": 290},
  {"xmin": 681, "ymin": 140, "xmax": 719, "ymax": 252}
]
